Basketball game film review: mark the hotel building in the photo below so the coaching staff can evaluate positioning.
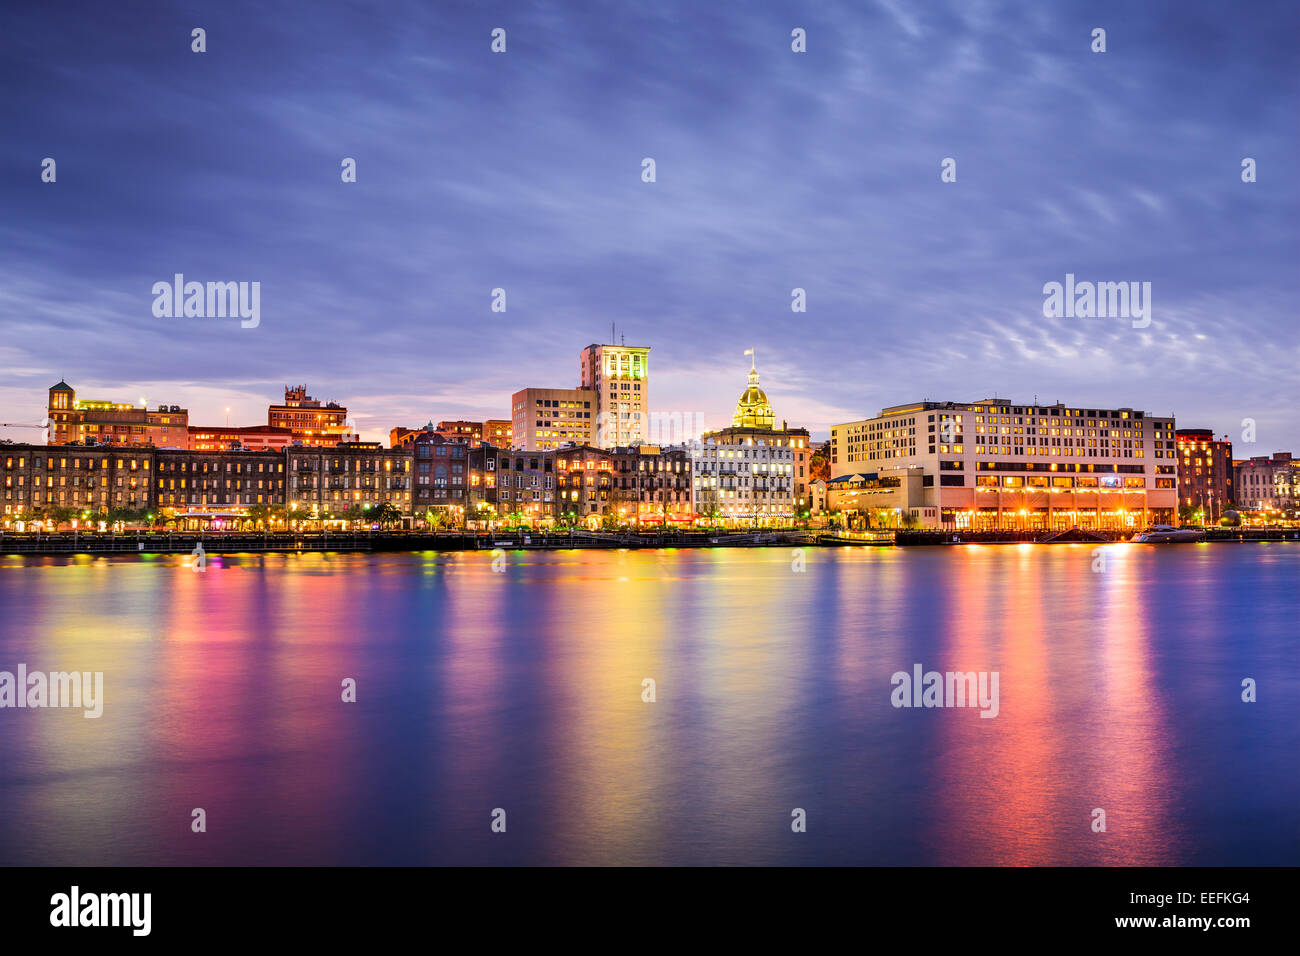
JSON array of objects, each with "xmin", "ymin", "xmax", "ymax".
[
  {"xmin": 579, "ymin": 344, "xmax": 649, "ymax": 447},
  {"xmin": 511, "ymin": 387, "xmax": 596, "ymax": 450},
  {"xmin": 689, "ymin": 360, "xmax": 808, "ymax": 526},
  {"xmin": 47, "ymin": 381, "xmax": 189, "ymax": 448},
  {"xmin": 268, "ymin": 385, "xmax": 355, "ymax": 445},
  {"xmin": 1175, "ymin": 428, "xmax": 1234, "ymax": 522},
  {"xmin": 828, "ymin": 399, "xmax": 1177, "ymax": 530}
]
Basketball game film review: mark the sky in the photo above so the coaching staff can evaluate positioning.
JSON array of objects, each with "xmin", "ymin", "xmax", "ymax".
[{"xmin": 1, "ymin": 0, "xmax": 1297, "ymax": 451}]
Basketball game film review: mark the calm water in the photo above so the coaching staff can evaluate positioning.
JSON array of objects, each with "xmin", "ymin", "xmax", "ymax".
[{"xmin": 0, "ymin": 544, "xmax": 1296, "ymax": 866}]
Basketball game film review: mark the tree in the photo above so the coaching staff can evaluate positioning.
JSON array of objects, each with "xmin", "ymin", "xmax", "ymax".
[
  {"xmin": 371, "ymin": 502, "xmax": 401, "ymax": 529},
  {"xmin": 104, "ymin": 506, "xmax": 148, "ymax": 529},
  {"xmin": 41, "ymin": 505, "xmax": 79, "ymax": 530},
  {"xmin": 808, "ymin": 446, "xmax": 831, "ymax": 483},
  {"xmin": 341, "ymin": 504, "xmax": 373, "ymax": 528}
]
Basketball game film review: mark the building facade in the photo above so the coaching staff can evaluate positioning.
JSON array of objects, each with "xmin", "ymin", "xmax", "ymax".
[
  {"xmin": 47, "ymin": 381, "xmax": 189, "ymax": 448},
  {"xmin": 688, "ymin": 361, "xmax": 808, "ymax": 526},
  {"xmin": 188, "ymin": 424, "xmax": 295, "ymax": 452},
  {"xmin": 5, "ymin": 445, "xmax": 157, "ymax": 519},
  {"xmin": 287, "ymin": 443, "xmax": 410, "ymax": 518},
  {"xmin": 579, "ymin": 344, "xmax": 649, "ymax": 447},
  {"xmin": 1175, "ymin": 428, "xmax": 1234, "ymax": 523},
  {"xmin": 1234, "ymin": 452, "xmax": 1299, "ymax": 517},
  {"xmin": 154, "ymin": 449, "xmax": 286, "ymax": 513},
  {"xmin": 510, "ymin": 387, "xmax": 596, "ymax": 450},
  {"xmin": 484, "ymin": 419, "xmax": 512, "ymax": 448},
  {"xmin": 829, "ymin": 399, "xmax": 1178, "ymax": 529},
  {"xmin": 434, "ymin": 421, "xmax": 483, "ymax": 444},
  {"xmin": 268, "ymin": 385, "xmax": 354, "ymax": 445}
]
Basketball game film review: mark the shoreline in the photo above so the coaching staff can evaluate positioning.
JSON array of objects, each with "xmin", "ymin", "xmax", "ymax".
[{"xmin": 2, "ymin": 527, "xmax": 1298, "ymax": 555}]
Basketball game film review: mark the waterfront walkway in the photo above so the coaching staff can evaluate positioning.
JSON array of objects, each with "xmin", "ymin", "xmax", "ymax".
[{"xmin": 1, "ymin": 527, "xmax": 1297, "ymax": 555}]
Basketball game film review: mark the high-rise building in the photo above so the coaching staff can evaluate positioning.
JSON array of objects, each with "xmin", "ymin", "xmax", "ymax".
[
  {"xmin": 1175, "ymin": 428, "xmax": 1234, "ymax": 522},
  {"xmin": 579, "ymin": 343, "xmax": 649, "ymax": 447},
  {"xmin": 47, "ymin": 381, "xmax": 189, "ymax": 448},
  {"xmin": 268, "ymin": 385, "xmax": 354, "ymax": 445},
  {"xmin": 511, "ymin": 387, "xmax": 596, "ymax": 450},
  {"xmin": 828, "ymin": 399, "xmax": 1178, "ymax": 530}
]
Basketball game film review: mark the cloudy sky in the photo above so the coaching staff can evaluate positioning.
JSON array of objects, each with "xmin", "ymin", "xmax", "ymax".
[{"xmin": 2, "ymin": 0, "xmax": 1297, "ymax": 450}]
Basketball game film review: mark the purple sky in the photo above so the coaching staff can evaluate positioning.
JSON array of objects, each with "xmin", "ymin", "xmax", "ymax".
[{"xmin": 2, "ymin": 0, "xmax": 1297, "ymax": 452}]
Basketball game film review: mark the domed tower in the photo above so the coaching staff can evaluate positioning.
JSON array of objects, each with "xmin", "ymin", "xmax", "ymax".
[{"xmin": 732, "ymin": 355, "xmax": 775, "ymax": 429}]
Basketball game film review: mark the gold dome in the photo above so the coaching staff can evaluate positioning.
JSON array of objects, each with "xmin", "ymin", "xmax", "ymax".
[{"xmin": 733, "ymin": 364, "xmax": 775, "ymax": 429}]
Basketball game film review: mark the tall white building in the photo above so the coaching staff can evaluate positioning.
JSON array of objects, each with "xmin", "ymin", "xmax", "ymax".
[
  {"xmin": 580, "ymin": 344, "xmax": 649, "ymax": 447},
  {"xmin": 828, "ymin": 398, "xmax": 1178, "ymax": 530}
]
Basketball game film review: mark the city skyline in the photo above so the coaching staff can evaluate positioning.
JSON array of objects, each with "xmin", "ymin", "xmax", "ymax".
[{"xmin": 2, "ymin": 0, "xmax": 1297, "ymax": 451}]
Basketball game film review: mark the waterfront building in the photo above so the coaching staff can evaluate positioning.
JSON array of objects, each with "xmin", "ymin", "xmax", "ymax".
[
  {"xmin": 155, "ymin": 448, "xmax": 286, "ymax": 515},
  {"xmin": 483, "ymin": 443, "xmax": 693, "ymax": 528},
  {"xmin": 408, "ymin": 432, "xmax": 471, "ymax": 521},
  {"xmin": 579, "ymin": 343, "xmax": 649, "ymax": 447},
  {"xmin": 268, "ymin": 385, "xmax": 355, "ymax": 445},
  {"xmin": 287, "ymin": 442, "xmax": 410, "ymax": 519},
  {"xmin": 47, "ymin": 381, "xmax": 189, "ymax": 448},
  {"xmin": 829, "ymin": 399, "xmax": 1178, "ymax": 530},
  {"xmin": 188, "ymin": 424, "xmax": 295, "ymax": 452},
  {"xmin": 5, "ymin": 445, "xmax": 157, "ymax": 518},
  {"xmin": 497, "ymin": 446, "xmax": 559, "ymax": 524},
  {"xmin": 1, "ymin": 443, "xmax": 287, "ymax": 525},
  {"xmin": 1175, "ymin": 428, "xmax": 1234, "ymax": 523},
  {"xmin": 1234, "ymin": 452, "xmax": 1299, "ymax": 517},
  {"xmin": 627, "ymin": 445, "xmax": 694, "ymax": 526},
  {"xmin": 510, "ymin": 387, "xmax": 596, "ymax": 450},
  {"xmin": 3, "ymin": 440, "xmax": 405, "ymax": 527},
  {"xmin": 688, "ymin": 360, "xmax": 808, "ymax": 526}
]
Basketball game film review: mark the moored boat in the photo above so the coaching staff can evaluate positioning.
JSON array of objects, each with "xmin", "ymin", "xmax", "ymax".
[{"xmin": 1132, "ymin": 525, "xmax": 1204, "ymax": 543}]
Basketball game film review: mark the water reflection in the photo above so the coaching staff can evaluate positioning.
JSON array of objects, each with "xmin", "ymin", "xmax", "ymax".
[{"xmin": 0, "ymin": 546, "xmax": 1295, "ymax": 865}]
